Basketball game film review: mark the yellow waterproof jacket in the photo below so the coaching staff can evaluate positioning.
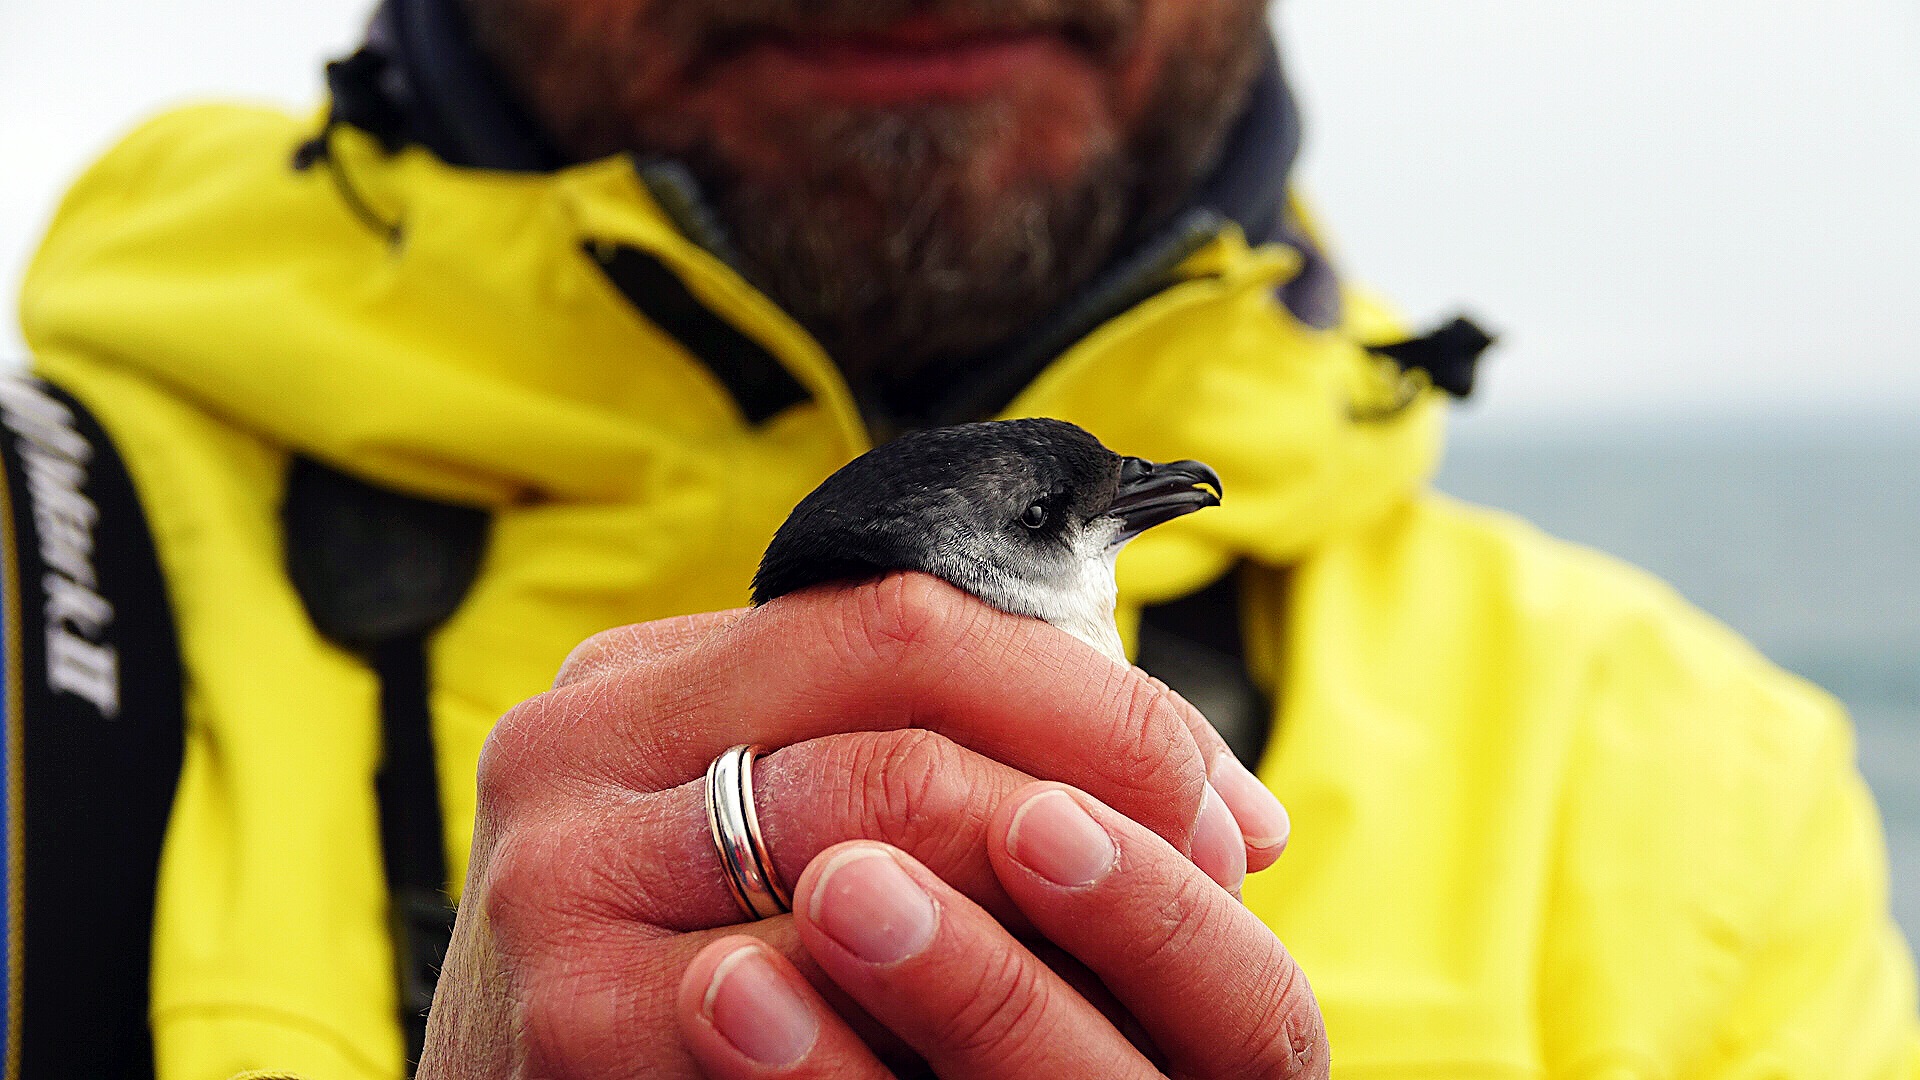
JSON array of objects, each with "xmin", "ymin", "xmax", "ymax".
[{"xmin": 14, "ymin": 103, "xmax": 1919, "ymax": 1078}]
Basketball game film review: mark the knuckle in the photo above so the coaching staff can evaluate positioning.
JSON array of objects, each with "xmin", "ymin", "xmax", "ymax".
[
  {"xmin": 1127, "ymin": 870, "xmax": 1220, "ymax": 980},
  {"xmin": 1139, "ymin": 672, "xmax": 1213, "ymax": 746},
  {"xmin": 758, "ymin": 733, "xmax": 999, "ymax": 898},
  {"xmin": 566, "ymin": 800, "xmax": 703, "ymax": 926},
  {"xmin": 476, "ymin": 821, "xmax": 572, "ymax": 950},
  {"xmin": 839, "ymin": 572, "xmax": 975, "ymax": 667},
  {"xmin": 475, "ymin": 687, "xmax": 612, "ymax": 818},
  {"xmin": 928, "ymin": 945, "xmax": 1054, "ymax": 1062},
  {"xmin": 859, "ymin": 728, "xmax": 953, "ymax": 824},
  {"xmin": 849, "ymin": 730, "xmax": 993, "ymax": 859},
  {"xmin": 553, "ymin": 613, "xmax": 726, "ymax": 689},
  {"xmin": 494, "ymin": 670, "xmax": 690, "ymax": 799},
  {"xmin": 475, "ymin": 697, "xmax": 549, "ymax": 820},
  {"xmin": 493, "ymin": 807, "xmax": 669, "ymax": 930},
  {"xmin": 479, "ymin": 815, "xmax": 635, "ymax": 956},
  {"xmin": 551, "ymin": 625, "xmax": 634, "ymax": 688},
  {"xmin": 1099, "ymin": 674, "xmax": 1207, "ymax": 823},
  {"xmin": 1234, "ymin": 953, "xmax": 1330, "ymax": 1079}
]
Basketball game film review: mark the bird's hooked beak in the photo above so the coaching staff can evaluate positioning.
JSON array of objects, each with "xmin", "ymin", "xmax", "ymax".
[{"xmin": 1106, "ymin": 457, "xmax": 1223, "ymax": 544}]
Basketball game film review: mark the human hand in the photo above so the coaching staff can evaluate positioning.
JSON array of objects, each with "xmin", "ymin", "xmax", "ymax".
[
  {"xmin": 677, "ymin": 782, "xmax": 1328, "ymax": 1078},
  {"xmin": 417, "ymin": 573, "xmax": 1291, "ymax": 1076}
]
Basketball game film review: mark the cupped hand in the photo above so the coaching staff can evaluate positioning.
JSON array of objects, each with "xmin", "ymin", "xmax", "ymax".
[
  {"xmin": 678, "ymin": 782, "xmax": 1328, "ymax": 1079},
  {"xmin": 417, "ymin": 573, "xmax": 1289, "ymax": 1077}
]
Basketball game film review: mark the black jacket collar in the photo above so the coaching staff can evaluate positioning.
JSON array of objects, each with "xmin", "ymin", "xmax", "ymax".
[{"xmin": 358, "ymin": 0, "xmax": 562, "ymax": 171}]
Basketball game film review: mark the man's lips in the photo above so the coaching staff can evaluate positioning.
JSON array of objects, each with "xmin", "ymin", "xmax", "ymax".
[{"xmin": 706, "ymin": 19, "xmax": 1105, "ymax": 105}]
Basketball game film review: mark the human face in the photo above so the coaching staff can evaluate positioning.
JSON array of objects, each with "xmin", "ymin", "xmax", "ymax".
[{"xmin": 469, "ymin": 0, "xmax": 1270, "ymax": 387}]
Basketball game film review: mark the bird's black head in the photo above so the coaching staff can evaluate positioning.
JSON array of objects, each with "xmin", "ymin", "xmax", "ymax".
[{"xmin": 751, "ymin": 419, "xmax": 1222, "ymax": 626}]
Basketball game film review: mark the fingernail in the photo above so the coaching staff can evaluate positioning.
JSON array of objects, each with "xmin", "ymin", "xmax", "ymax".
[
  {"xmin": 809, "ymin": 846, "xmax": 938, "ymax": 965},
  {"xmin": 1211, "ymin": 752, "xmax": 1291, "ymax": 854},
  {"xmin": 1006, "ymin": 789, "xmax": 1116, "ymax": 887},
  {"xmin": 703, "ymin": 945, "xmax": 818, "ymax": 1066},
  {"xmin": 1192, "ymin": 783, "xmax": 1247, "ymax": 892}
]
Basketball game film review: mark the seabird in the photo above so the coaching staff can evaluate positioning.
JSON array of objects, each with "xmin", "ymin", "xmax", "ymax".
[{"xmin": 753, "ymin": 418, "xmax": 1222, "ymax": 663}]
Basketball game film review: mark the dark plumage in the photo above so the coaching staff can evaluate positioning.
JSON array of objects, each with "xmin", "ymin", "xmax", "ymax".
[{"xmin": 753, "ymin": 418, "xmax": 1221, "ymax": 662}]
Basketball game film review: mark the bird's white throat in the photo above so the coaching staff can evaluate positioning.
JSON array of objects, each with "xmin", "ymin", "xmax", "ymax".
[
  {"xmin": 1038, "ymin": 542, "xmax": 1127, "ymax": 664},
  {"xmin": 957, "ymin": 519, "xmax": 1129, "ymax": 665}
]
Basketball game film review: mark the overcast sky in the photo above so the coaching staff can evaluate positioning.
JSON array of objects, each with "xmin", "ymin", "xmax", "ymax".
[{"xmin": 4, "ymin": 0, "xmax": 1918, "ymax": 430}]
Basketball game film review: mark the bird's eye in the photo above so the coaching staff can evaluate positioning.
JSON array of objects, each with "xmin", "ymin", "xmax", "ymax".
[{"xmin": 1020, "ymin": 503, "xmax": 1048, "ymax": 529}]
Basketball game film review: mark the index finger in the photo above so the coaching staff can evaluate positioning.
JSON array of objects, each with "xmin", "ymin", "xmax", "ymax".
[
  {"xmin": 554, "ymin": 608, "xmax": 747, "ymax": 687},
  {"xmin": 500, "ymin": 572, "xmax": 1213, "ymax": 864}
]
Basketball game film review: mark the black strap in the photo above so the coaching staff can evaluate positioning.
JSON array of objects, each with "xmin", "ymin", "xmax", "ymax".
[
  {"xmin": 1136, "ymin": 567, "xmax": 1276, "ymax": 767},
  {"xmin": 281, "ymin": 456, "xmax": 488, "ymax": 1070},
  {"xmin": 583, "ymin": 242, "xmax": 812, "ymax": 425},
  {"xmin": 371, "ymin": 635, "xmax": 456, "ymax": 1066},
  {"xmin": 0, "ymin": 376, "xmax": 184, "ymax": 1078}
]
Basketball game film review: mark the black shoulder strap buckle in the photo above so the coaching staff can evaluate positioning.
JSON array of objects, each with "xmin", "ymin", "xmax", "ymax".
[
  {"xmin": 282, "ymin": 456, "xmax": 488, "ymax": 652},
  {"xmin": 1369, "ymin": 314, "xmax": 1497, "ymax": 400}
]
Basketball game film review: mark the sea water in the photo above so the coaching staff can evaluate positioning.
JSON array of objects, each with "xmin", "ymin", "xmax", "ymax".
[{"xmin": 1438, "ymin": 420, "xmax": 1920, "ymax": 944}]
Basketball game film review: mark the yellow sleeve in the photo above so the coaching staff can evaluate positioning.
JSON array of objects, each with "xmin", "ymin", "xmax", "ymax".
[
  {"xmin": 1531, "ymin": 569, "xmax": 1920, "ymax": 1077},
  {"xmin": 1691, "ymin": 710, "xmax": 1920, "ymax": 1077}
]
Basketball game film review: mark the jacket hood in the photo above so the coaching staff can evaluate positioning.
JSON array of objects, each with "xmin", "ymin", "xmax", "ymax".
[{"xmin": 19, "ymin": 64, "xmax": 1445, "ymax": 605}]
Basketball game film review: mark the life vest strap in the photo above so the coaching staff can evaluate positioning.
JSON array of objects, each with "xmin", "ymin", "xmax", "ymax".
[
  {"xmin": 281, "ymin": 456, "xmax": 489, "ymax": 1072},
  {"xmin": 0, "ymin": 375, "xmax": 184, "ymax": 1078}
]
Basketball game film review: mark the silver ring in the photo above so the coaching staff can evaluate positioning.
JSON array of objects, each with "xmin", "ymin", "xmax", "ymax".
[{"xmin": 705, "ymin": 744, "xmax": 791, "ymax": 920}]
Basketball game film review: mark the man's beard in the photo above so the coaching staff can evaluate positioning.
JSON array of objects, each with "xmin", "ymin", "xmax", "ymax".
[
  {"xmin": 698, "ymin": 101, "xmax": 1132, "ymax": 388},
  {"xmin": 464, "ymin": 0, "xmax": 1268, "ymax": 389}
]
